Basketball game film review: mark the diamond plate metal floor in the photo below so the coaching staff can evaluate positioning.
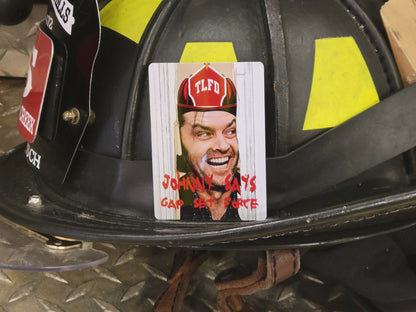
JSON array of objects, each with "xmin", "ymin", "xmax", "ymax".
[{"xmin": 0, "ymin": 242, "xmax": 373, "ymax": 312}]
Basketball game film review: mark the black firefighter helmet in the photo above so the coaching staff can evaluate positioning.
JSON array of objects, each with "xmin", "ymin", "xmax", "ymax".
[{"xmin": 1, "ymin": 0, "xmax": 416, "ymax": 248}]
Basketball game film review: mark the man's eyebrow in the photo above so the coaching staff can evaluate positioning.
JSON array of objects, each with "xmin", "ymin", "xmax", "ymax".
[
  {"xmin": 225, "ymin": 119, "xmax": 236, "ymax": 128},
  {"xmin": 191, "ymin": 119, "xmax": 236, "ymax": 130},
  {"xmin": 192, "ymin": 124, "xmax": 212, "ymax": 131}
]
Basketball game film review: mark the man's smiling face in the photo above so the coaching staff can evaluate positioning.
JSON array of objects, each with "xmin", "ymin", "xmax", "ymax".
[{"xmin": 180, "ymin": 110, "xmax": 239, "ymax": 187}]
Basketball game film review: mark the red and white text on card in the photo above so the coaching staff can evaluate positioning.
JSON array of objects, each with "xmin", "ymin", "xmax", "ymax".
[{"xmin": 18, "ymin": 29, "xmax": 54, "ymax": 143}]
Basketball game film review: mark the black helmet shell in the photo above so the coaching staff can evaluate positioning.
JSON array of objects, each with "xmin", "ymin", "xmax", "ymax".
[{"xmin": 1, "ymin": 0, "xmax": 416, "ymax": 248}]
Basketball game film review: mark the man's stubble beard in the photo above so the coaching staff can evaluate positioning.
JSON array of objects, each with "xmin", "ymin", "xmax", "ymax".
[{"xmin": 185, "ymin": 151, "xmax": 240, "ymax": 193}]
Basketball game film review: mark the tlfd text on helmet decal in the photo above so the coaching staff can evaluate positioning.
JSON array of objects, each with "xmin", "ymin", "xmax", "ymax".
[{"xmin": 194, "ymin": 79, "xmax": 221, "ymax": 95}]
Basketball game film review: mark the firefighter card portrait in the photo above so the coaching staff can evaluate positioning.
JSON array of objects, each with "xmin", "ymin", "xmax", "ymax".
[{"xmin": 149, "ymin": 62, "xmax": 267, "ymax": 221}]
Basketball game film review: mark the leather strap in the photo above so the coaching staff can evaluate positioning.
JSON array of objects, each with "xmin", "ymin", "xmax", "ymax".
[
  {"xmin": 153, "ymin": 249, "xmax": 207, "ymax": 312},
  {"xmin": 215, "ymin": 249, "xmax": 300, "ymax": 312},
  {"xmin": 154, "ymin": 249, "xmax": 300, "ymax": 312}
]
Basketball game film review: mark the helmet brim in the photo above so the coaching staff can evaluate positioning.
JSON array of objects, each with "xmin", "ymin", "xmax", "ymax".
[{"xmin": 1, "ymin": 144, "xmax": 416, "ymax": 249}]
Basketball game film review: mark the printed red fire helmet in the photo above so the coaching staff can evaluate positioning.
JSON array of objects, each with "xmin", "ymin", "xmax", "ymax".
[{"xmin": 178, "ymin": 64, "xmax": 237, "ymax": 116}]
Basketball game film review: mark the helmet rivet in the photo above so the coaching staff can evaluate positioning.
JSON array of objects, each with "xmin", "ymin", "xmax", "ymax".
[
  {"xmin": 27, "ymin": 195, "xmax": 43, "ymax": 208},
  {"xmin": 62, "ymin": 108, "xmax": 80, "ymax": 125}
]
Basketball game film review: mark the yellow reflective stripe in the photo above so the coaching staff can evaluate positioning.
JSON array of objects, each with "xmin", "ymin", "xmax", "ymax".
[
  {"xmin": 303, "ymin": 37, "xmax": 379, "ymax": 130},
  {"xmin": 99, "ymin": 0, "xmax": 162, "ymax": 43},
  {"xmin": 180, "ymin": 42, "xmax": 237, "ymax": 63}
]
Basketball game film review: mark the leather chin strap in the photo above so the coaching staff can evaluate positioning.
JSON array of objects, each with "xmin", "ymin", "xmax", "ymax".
[
  {"xmin": 153, "ymin": 249, "xmax": 300, "ymax": 312},
  {"xmin": 215, "ymin": 249, "xmax": 301, "ymax": 312},
  {"xmin": 153, "ymin": 249, "xmax": 208, "ymax": 312}
]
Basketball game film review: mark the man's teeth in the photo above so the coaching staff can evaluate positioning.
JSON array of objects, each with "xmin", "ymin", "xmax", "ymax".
[
  {"xmin": 210, "ymin": 157, "xmax": 228, "ymax": 164},
  {"xmin": 208, "ymin": 157, "xmax": 229, "ymax": 167}
]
